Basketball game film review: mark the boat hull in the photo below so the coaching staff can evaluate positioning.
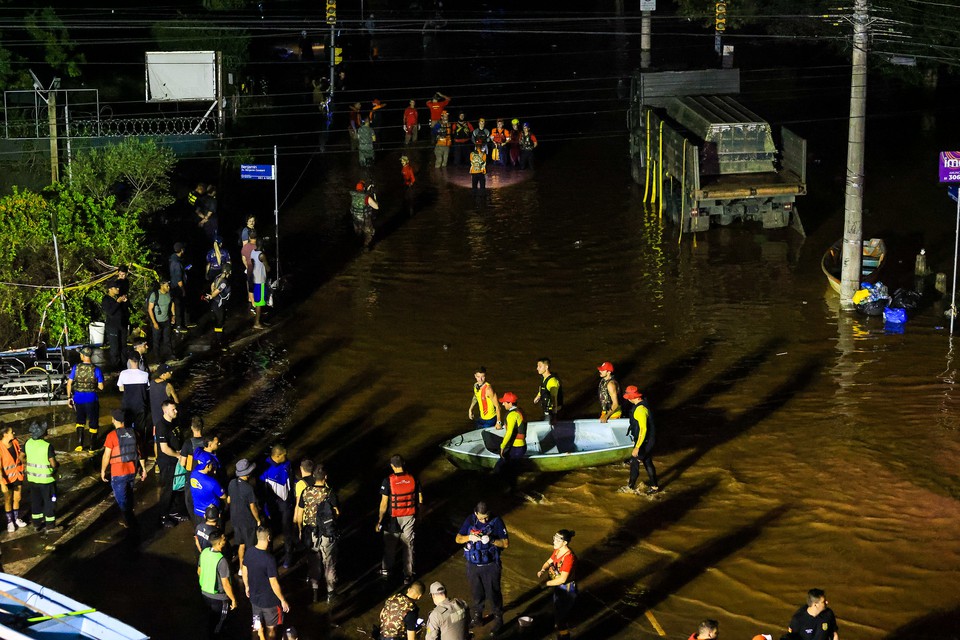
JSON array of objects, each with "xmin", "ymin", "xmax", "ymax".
[
  {"xmin": 441, "ymin": 419, "xmax": 635, "ymax": 472},
  {"xmin": 821, "ymin": 238, "xmax": 886, "ymax": 294}
]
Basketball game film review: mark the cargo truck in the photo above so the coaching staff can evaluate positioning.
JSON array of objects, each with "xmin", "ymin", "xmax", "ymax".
[{"xmin": 628, "ymin": 69, "xmax": 806, "ymax": 234}]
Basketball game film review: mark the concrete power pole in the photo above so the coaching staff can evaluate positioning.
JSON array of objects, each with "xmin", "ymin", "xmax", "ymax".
[
  {"xmin": 48, "ymin": 89, "xmax": 59, "ymax": 184},
  {"xmin": 641, "ymin": 11, "xmax": 651, "ymax": 68},
  {"xmin": 839, "ymin": 0, "xmax": 869, "ymax": 308}
]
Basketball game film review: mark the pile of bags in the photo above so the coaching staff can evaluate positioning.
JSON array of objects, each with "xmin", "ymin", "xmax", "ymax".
[{"xmin": 853, "ymin": 281, "xmax": 921, "ymax": 326}]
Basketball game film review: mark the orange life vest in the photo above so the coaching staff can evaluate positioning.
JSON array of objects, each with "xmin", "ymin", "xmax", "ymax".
[
  {"xmin": 0, "ymin": 438, "xmax": 24, "ymax": 484},
  {"xmin": 388, "ymin": 472, "xmax": 417, "ymax": 517}
]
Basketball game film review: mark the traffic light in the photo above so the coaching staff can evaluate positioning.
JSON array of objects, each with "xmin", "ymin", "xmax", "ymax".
[
  {"xmin": 333, "ymin": 47, "xmax": 343, "ymax": 65},
  {"xmin": 326, "ymin": 0, "xmax": 336, "ymax": 25},
  {"xmin": 715, "ymin": 2, "xmax": 727, "ymax": 31}
]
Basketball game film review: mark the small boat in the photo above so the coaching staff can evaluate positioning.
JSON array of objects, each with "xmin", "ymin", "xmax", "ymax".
[
  {"xmin": 0, "ymin": 573, "xmax": 148, "ymax": 639},
  {"xmin": 821, "ymin": 238, "xmax": 886, "ymax": 294},
  {"xmin": 441, "ymin": 418, "xmax": 635, "ymax": 472}
]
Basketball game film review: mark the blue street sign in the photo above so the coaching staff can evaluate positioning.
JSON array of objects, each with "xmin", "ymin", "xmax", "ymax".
[
  {"xmin": 949, "ymin": 185, "xmax": 958, "ymax": 203},
  {"xmin": 240, "ymin": 164, "xmax": 276, "ymax": 180}
]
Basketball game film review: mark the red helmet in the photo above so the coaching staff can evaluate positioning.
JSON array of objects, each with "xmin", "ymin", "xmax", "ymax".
[{"xmin": 356, "ymin": 181, "xmax": 365, "ymax": 191}]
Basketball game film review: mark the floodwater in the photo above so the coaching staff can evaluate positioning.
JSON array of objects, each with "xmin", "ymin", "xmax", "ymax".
[{"xmin": 20, "ymin": 7, "xmax": 960, "ymax": 640}]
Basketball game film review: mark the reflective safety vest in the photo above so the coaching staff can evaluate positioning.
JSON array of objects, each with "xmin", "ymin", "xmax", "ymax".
[
  {"xmin": 490, "ymin": 127, "xmax": 508, "ymax": 144},
  {"xmin": 198, "ymin": 548, "xmax": 225, "ymax": 596},
  {"xmin": 188, "ymin": 191, "xmax": 200, "ymax": 206},
  {"xmin": 24, "ymin": 438, "xmax": 54, "ymax": 484},
  {"xmin": 72, "ymin": 362, "xmax": 98, "ymax": 394},
  {"xmin": 538, "ymin": 374, "xmax": 563, "ymax": 412},
  {"xmin": 388, "ymin": 472, "xmax": 417, "ymax": 517},
  {"xmin": 473, "ymin": 382, "xmax": 496, "ymax": 420},
  {"xmin": 434, "ymin": 123, "xmax": 452, "ymax": 146},
  {"xmin": 469, "ymin": 151, "xmax": 487, "ymax": 175},
  {"xmin": 0, "ymin": 438, "xmax": 24, "ymax": 483},
  {"xmin": 453, "ymin": 121, "xmax": 472, "ymax": 142},
  {"xmin": 380, "ymin": 593, "xmax": 415, "ymax": 638},
  {"xmin": 110, "ymin": 427, "xmax": 139, "ymax": 464}
]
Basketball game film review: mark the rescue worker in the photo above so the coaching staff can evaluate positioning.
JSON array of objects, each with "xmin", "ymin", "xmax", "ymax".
[
  {"xmin": 425, "ymin": 582, "xmax": 469, "ymax": 640},
  {"xmin": 198, "ymin": 532, "xmax": 238, "ymax": 637},
  {"xmin": 454, "ymin": 502, "xmax": 508, "ymax": 632},
  {"xmin": 350, "ymin": 181, "xmax": 380, "ymax": 248},
  {"xmin": 452, "ymin": 113, "xmax": 473, "ymax": 166},
  {"xmin": 260, "ymin": 444, "xmax": 295, "ymax": 569},
  {"xmin": 296, "ymin": 465, "xmax": 340, "ymax": 603},
  {"xmin": 620, "ymin": 386, "xmax": 660, "ymax": 495},
  {"xmin": 403, "ymin": 99, "xmax": 419, "ymax": 145},
  {"xmin": 494, "ymin": 392, "xmax": 526, "ymax": 491},
  {"xmin": 24, "ymin": 421, "xmax": 59, "ymax": 533},
  {"xmin": 507, "ymin": 119, "xmax": 522, "ymax": 167},
  {"xmin": 426, "ymin": 92, "xmax": 451, "ymax": 126},
  {"xmin": 187, "ymin": 182, "xmax": 206, "ymax": 216},
  {"xmin": 358, "ymin": 118, "xmax": 376, "ymax": 167},
  {"xmin": 533, "ymin": 357, "xmax": 563, "ymax": 424},
  {"xmin": 519, "ymin": 122, "xmax": 538, "ymax": 170},
  {"xmin": 597, "ymin": 361, "xmax": 622, "ymax": 422},
  {"xmin": 379, "ymin": 580, "xmax": 424, "ymax": 640},
  {"xmin": 348, "ymin": 102, "xmax": 362, "ymax": 149},
  {"xmin": 469, "ymin": 142, "xmax": 487, "ymax": 193},
  {"xmin": 0, "ymin": 425, "xmax": 27, "ymax": 533},
  {"xmin": 470, "ymin": 117, "xmax": 490, "ymax": 155},
  {"xmin": 468, "ymin": 366, "xmax": 502, "ymax": 430},
  {"xmin": 376, "ymin": 454, "xmax": 422, "ymax": 583},
  {"xmin": 204, "ymin": 262, "xmax": 232, "ymax": 350},
  {"xmin": 100, "ymin": 408, "xmax": 148, "ymax": 528},
  {"xmin": 401, "ymin": 156, "xmax": 416, "ymax": 216},
  {"xmin": 433, "ymin": 111, "xmax": 453, "ymax": 168},
  {"xmin": 489, "ymin": 119, "xmax": 508, "ymax": 165},
  {"xmin": 66, "ymin": 346, "xmax": 104, "ymax": 452},
  {"xmin": 538, "ymin": 529, "xmax": 577, "ymax": 639}
]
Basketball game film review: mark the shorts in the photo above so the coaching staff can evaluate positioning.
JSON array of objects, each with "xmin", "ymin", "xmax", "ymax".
[
  {"xmin": 234, "ymin": 524, "xmax": 257, "ymax": 549},
  {"xmin": 0, "ymin": 480, "xmax": 21, "ymax": 492},
  {"xmin": 252, "ymin": 604, "xmax": 283, "ymax": 629}
]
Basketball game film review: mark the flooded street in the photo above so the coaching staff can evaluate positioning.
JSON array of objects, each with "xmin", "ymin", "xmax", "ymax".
[{"xmin": 19, "ymin": 8, "xmax": 960, "ymax": 639}]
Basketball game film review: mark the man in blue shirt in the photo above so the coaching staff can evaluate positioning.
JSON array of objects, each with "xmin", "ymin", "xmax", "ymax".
[
  {"xmin": 66, "ymin": 346, "xmax": 104, "ymax": 452},
  {"xmin": 191, "ymin": 458, "xmax": 226, "ymax": 521},
  {"xmin": 454, "ymin": 501, "xmax": 509, "ymax": 632},
  {"xmin": 260, "ymin": 445, "xmax": 295, "ymax": 568}
]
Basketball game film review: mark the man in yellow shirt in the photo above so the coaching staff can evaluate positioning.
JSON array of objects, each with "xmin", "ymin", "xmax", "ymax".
[
  {"xmin": 494, "ymin": 392, "xmax": 526, "ymax": 491},
  {"xmin": 468, "ymin": 367, "xmax": 502, "ymax": 430}
]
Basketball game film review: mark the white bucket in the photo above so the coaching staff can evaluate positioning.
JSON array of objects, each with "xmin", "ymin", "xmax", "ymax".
[{"xmin": 88, "ymin": 322, "xmax": 105, "ymax": 345}]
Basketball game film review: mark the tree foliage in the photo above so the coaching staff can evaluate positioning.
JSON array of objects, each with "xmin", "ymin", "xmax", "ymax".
[{"xmin": 24, "ymin": 7, "xmax": 85, "ymax": 79}]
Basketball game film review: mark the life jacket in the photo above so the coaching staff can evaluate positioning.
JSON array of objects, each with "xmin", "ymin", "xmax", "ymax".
[
  {"xmin": 72, "ymin": 362, "xmax": 98, "ymax": 394},
  {"xmin": 434, "ymin": 123, "xmax": 452, "ymax": 146},
  {"xmin": 453, "ymin": 121, "xmax": 472, "ymax": 142},
  {"xmin": 629, "ymin": 401, "xmax": 655, "ymax": 445},
  {"xmin": 473, "ymin": 382, "xmax": 496, "ymax": 420},
  {"xmin": 598, "ymin": 375, "xmax": 619, "ymax": 412},
  {"xmin": 198, "ymin": 548, "xmax": 225, "ymax": 596},
  {"xmin": 24, "ymin": 438, "xmax": 54, "ymax": 484},
  {"xmin": 388, "ymin": 472, "xmax": 417, "ymax": 517},
  {"xmin": 538, "ymin": 374, "xmax": 563, "ymax": 412},
  {"xmin": 471, "ymin": 127, "xmax": 489, "ymax": 146},
  {"xmin": 490, "ymin": 127, "xmax": 507, "ymax": 144},
  {"xmin": 469, "ymin": 151, "xmax": 487, "ymax": 175},
  {"xmin": 503, "ymin": 407, "xmax": 526, "ymax": 447},
  {"xmin": 0, "ymin": 439, "xmax": 24, "ymax": 483},
  {"xmin": 110, "ymin": 427, "xmax": 139, "ymax": 465},
  {"xmin": 520, "ymin": 131, "xmax": 536, "ymax": 151},
  {"xmin": 463, "ymin": 515, "xmax": 500, "ymax": 565},
  {"xmin": 351, "ymin": 191, "xmax": 368, "ymax": 218},
  {"xmin": 380, "ymin": 594, "xmax": 415, "ymax": 638}
]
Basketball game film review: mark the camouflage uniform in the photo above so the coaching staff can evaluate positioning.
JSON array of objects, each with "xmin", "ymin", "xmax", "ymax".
[
  {"xmin": 301, "ymin": 483, "xmax": 338, "ymax": 593},
  {"xmin": 379, "ymin": 593, "xmax": 417, "ymax": 640}
]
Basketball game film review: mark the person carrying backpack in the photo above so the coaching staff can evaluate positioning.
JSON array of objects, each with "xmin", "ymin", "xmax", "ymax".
[
  {"xmin": 296, "ymin": 465, "xmax": 340, "ymax": 603},
  {"xmin": 147, "ymin": 279, "xmax": 176, "ymax": 361}
]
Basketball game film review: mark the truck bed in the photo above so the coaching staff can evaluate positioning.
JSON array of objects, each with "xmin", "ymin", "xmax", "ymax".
[{"xmin": 697, "ymin": 169, "xmax": 806, "ymax": 199}]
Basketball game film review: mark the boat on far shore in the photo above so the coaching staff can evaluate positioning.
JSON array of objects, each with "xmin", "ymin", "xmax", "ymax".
[
  {"xmin": 441, "ymin": 418, "xmax": 634, "ymax": 472},
  {"xmin": 821, "ymin": 238, "xmax": 886, "ymax": 294}
]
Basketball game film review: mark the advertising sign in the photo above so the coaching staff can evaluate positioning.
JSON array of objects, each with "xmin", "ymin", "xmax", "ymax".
[{"xmin": 940, "ymin": 151, "xmax": 960, "ymax": 183}]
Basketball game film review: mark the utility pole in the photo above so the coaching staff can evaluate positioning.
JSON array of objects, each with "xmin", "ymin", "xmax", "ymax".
[
  {"xmin": 640, "ymin": 0, "xmax": 655, "ymax": 68},
  {"xmin": 839, "ymin": 0, "xmax": 869, "ymax": 308},
  {"xmin": 47, "ymin": 89, "xmax": 58, "ymax": 184}
]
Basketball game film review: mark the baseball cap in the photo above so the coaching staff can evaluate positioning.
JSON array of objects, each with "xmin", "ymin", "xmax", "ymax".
[
  {"xmin": 598, "ymin": 362, "xmax": 614, "ymax": 373},
  {"xmin": 498, "ymin": 392, "xmax": 518, "ymax": 404},
  {"xmin": 155, "ymin": 363, "xmax": 173, "ymax": 376},
  {"xmin": 111, "ymin": 409, "xmax": 125, "ymax": 423},
  {"xmin": 622, "ymin": 385, "xmax": 643, "ymax": 400},
  {"xmin": 204, "ymin": 504, "xmax": 220, "ymax": 520},
  {"xmin": 173, "ymin": 242, "xmax": 185, "ymax": 252},
  {"xmin": 429, "ymin": 581, "xmax": 446, "ymax": 595}
]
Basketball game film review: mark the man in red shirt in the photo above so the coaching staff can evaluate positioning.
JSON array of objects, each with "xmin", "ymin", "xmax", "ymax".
[
  {"xmin": 401, "ymin": 156, "xmax": 416, "ymax": 216},
  {"xmin": 403, "ymin": 100, "xmax": 419, "ymax": 145},
  {"xmin": 100, "ymin": 409, "xmax": 147, "ymax": 528},
  {"xmin": 426, "ymin": 92, "xmax": 450, "ymax": 125}
]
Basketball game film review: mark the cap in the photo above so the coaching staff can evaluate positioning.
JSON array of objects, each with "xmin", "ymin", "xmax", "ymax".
[
  {"xmin": 511, "ymin": 118, "xmax": 519, "ymax": 126},
  {"xmin": 107, "ymin": 280, "xmax": 120, "ymax": 290},
  {"xmin": 523, "ymin": 122, "xmax": 530, "ymax": 128},
  {"xmin": 429, "ymin": 581, "xmax": 446, "ymax": 595},
  {"xmin": 204, "ymin": 504, "xmax": 221, "ymax": 520},
  {"xmin": 79, "ymin": 346, "xmax": 93, "ymax": 357},
  {"xmin": 235, "ymin": 458, "xmax": 256, "ymax": 477},
  {"xmin": 28, "ymin": 421, "xmax": 47, "ymax": 439},
  {"xmin": 622, "ymin": 385, "xmax": 643, "ymax": 400},
  {"xmin": 499, "ymin": 391, "xmax": 518, "ymax": 404},
  {"xmin": 356, "ymin": 181, "xmax": 365, "ymax": 192},
  {"xmin": 111, "ymin": 409, "xmax": 125, "ymax": 423},
  {"xmin": 598, "ymin": 362, "xmax": 614, "ymax": 373},
  {"xmin": 155, "ymin": 363, "xmax": 173, "ymax": 376},
  {"xmin": 173, "ymin": 242, "xmax": 185, "ymax": 252}
]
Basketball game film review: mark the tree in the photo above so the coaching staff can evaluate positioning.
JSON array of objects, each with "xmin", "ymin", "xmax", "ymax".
[
  {"xmin": 24, "ymin": 7, "xmax": 86, "ymax": 79},
  {"xmin": 70, "ymin": 138, "xmax": 177, "ymax": 217}
]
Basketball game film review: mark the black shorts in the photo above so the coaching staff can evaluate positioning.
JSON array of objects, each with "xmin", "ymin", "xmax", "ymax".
[
  {"xmin": 253, "ymin": 604, "xmax": 283, "ymax": 629},
  {"xmin": 234, "ymin": 524, "xmax": 257, "ymax": 549}
]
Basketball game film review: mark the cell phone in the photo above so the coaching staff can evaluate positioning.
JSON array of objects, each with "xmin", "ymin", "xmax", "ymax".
[{"xmin": 416, "ymin": 618, "xmax": 424, "ymax": 630}]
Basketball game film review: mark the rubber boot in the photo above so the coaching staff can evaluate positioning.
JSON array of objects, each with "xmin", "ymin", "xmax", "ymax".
[
  {"xmin": 87, "ymin": 426, "xmax": 99, "ymax": 451},
  {"xmin": 74, "ymin": 425, "xmax": 85, "ymax": 452}
]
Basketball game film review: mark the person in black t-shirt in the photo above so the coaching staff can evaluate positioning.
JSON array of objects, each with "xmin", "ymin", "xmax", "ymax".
[
  {"xmin": 195, "ymin": 504, "xmax": 222, "ymax": 553},
  {"xmin": 242, "ymin": 527, "xmax": 290, "ymax": 640},
  {"xmin": 155, "ymin": 400, "xmax": 185, "ymax": 527},
  {"xmin": 788, "ymin": 588, "xmax": 839, "ymax": 640}
]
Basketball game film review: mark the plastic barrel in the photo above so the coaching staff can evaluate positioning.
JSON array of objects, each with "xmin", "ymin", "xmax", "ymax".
[{"xmin": 88, "ymin": 322, "xmax": 105, "ymax": 345}]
